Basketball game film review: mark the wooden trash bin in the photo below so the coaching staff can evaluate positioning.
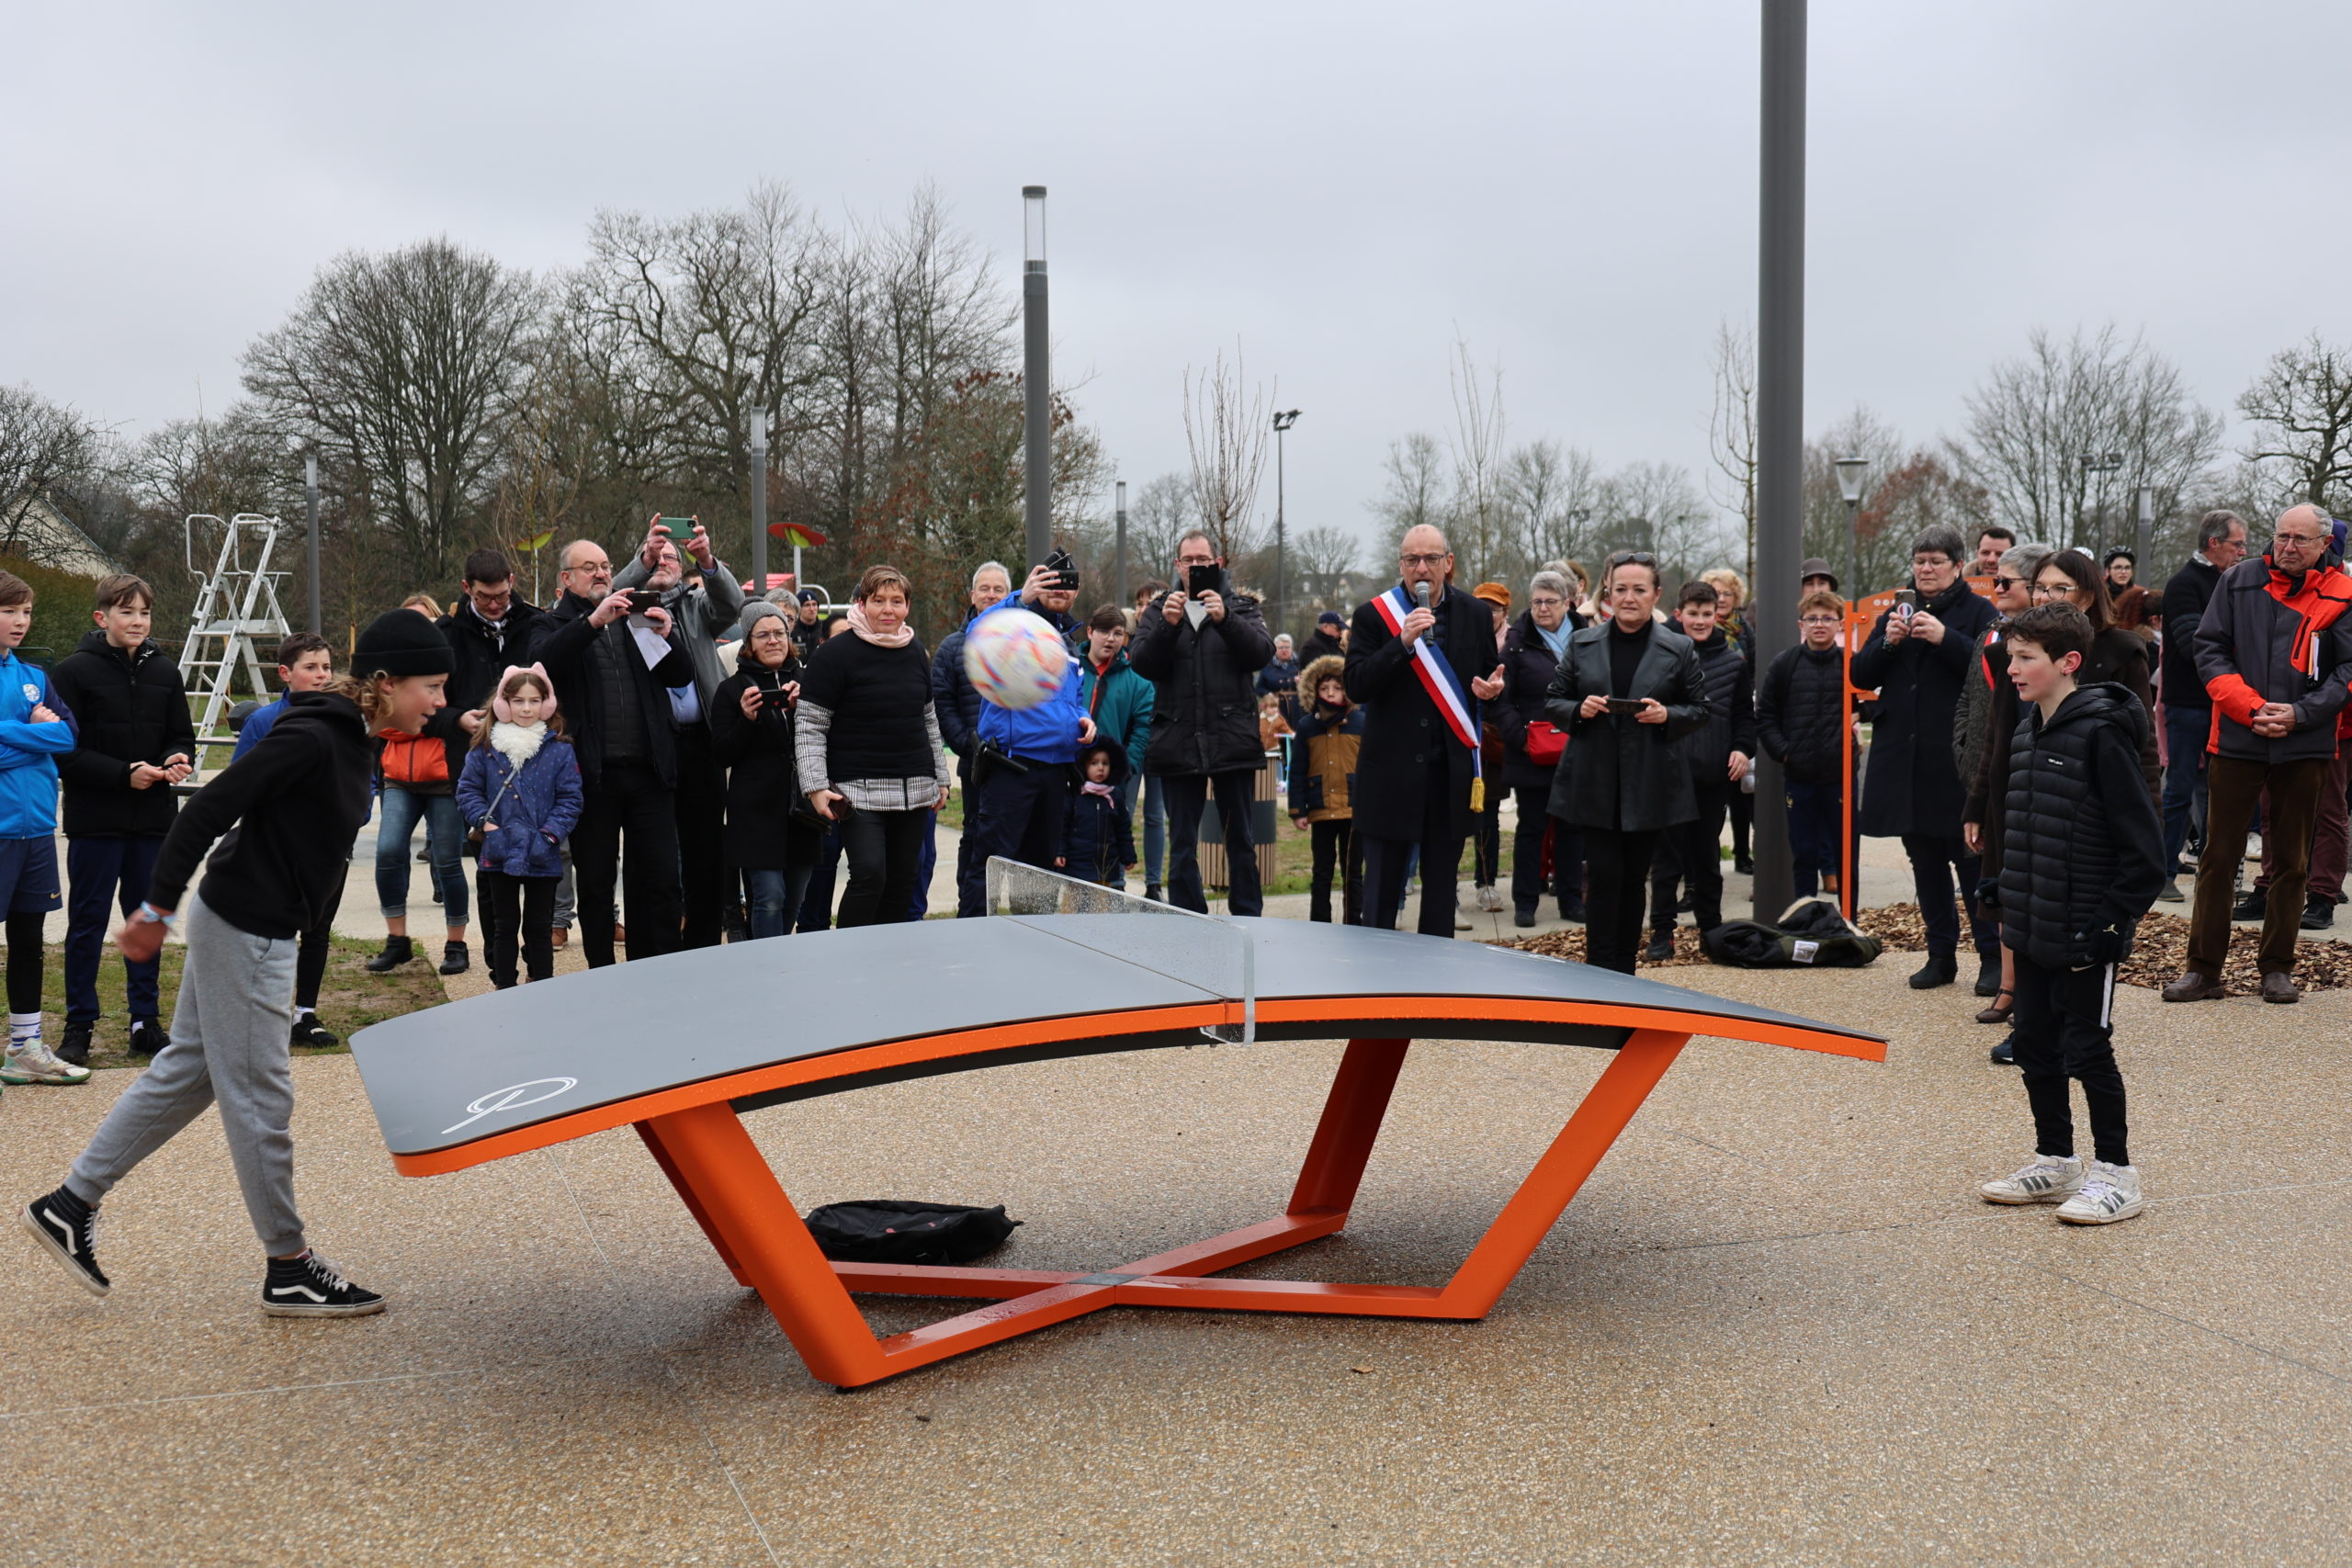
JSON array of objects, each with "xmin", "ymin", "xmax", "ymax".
[{"xmin": 1197, "ymin": 752, "xmax": 1281, "ymax": 892}]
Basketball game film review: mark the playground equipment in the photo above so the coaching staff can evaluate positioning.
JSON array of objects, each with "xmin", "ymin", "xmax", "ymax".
[{"xmin": 178, "ymin": 513, "xmax": 294, "ymax": 782}]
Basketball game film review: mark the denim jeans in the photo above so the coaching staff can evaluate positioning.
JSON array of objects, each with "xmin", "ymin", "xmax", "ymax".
[
  {"xmin": 375, "ymin": 785, "xmax": 469, "ymax": 925},
  {"xmin": 2160, "ymin": 702, "xmax": 2211, "ymax": 874},
  {"xmin": 1142, "ymin": 774, "xmax": 1166, "ymax": 890},
  {"xmin": 748, "ymin": 866, "xmax": 814, "ymax": 939}
]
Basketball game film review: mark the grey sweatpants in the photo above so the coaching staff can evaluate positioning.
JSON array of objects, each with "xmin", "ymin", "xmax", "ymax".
[{"xmin": 67, "ymin": 892, "xmax": 306, "ymax": 1256}]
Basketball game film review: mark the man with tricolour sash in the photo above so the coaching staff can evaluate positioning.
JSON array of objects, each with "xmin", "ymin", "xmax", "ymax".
[{"xmin": 1344, "ymin": 525, "xmax": 1506, "ymax": 936}]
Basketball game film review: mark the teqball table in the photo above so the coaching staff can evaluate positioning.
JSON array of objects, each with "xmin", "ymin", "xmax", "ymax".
[{"xmin": 351, "ymin": 916, "xmax": 1884, "ymax": 1388}]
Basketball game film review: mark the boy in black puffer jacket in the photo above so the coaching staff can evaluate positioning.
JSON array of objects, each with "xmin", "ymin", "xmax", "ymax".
[
  {"xmin": 1757, "ymin": 590, "xmax": 1850, "ymax": 899},
  {"xmin": 1976, "ymin": 604, "xmax": 2165, "ymax": 1226}
]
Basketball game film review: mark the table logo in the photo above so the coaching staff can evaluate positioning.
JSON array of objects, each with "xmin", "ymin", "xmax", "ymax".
[{"xmin": 443, "ymin": 1077, "xmax": 578, "ymax": 1136}]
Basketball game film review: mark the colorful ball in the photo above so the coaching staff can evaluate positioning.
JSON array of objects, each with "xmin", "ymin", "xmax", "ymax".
[{"xmin": 964, "ymin": 610, "xmax": 1071, "ymax": 710}]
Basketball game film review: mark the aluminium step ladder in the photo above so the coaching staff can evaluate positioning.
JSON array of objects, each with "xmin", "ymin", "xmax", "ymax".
[{"xmin": 178, "ymin": 513, "xmax": 292, "ymax": 784}]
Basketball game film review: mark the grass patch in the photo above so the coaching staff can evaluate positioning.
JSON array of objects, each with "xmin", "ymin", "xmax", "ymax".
[
  {"xmin": 32, "ymin": 934, "xmax": 450, "ymax": 1072},
  {"xmin": 1258, "ymin": 817, "xmax": 1517, "ymax": 897}
]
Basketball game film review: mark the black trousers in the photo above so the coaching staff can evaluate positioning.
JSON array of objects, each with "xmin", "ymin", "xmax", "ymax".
[
  {"xmin": 1512, "ymin": 784, "xmax": 1580, "ymax": 917},
  {"xmin": 1582, "ymin": 826, "xmax": 1661, "ymax": 974},
  {"xmin": 673, "ymin": 724, "xmax": 726, "ymax": 951},
  {"xmin": 574, "ymin": 761, "xmax": 680, "ymax": 967},
  {"xmin": 957, "ymin": 761, "xmax": 1069, "ymax": 917},
  {"xmin": 1308, "ymin": 818, "xmax": 1362, "ymax": 924},
  {"xmin": 838, "ymin": 806, "xmax": 928, "ymax": 928},
  {"xmin": 1362, "ymin": 758, "xmax": 1466, "ymax": 937},
  {"xmin": 480, "ymin": 870, "xmax": 558, "ymax": 987},
  {"xmin": 1650, "ymin": 776, "xmax": 1733, "ymax": 934},
  {"xmin": 1902, "ymin": 832, "xmax": 1998, "ymax": 961},
  {"xmin": 296, "ymin": 876, "xmax": 343, "ymax": 1011},
  {"xmin": 2010, "ymin": 951, "xmax": 2130, "ymax": 1167},
  {"xmin": 1164, "ymin": 770, "xmax": 1263, "ymax": 917}
]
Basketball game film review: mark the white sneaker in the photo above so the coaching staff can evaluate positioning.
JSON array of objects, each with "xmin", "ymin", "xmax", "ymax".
[
  {"xmin": 1453, "ymin": 909, "xmax": 1475, "ymax": 931},
  {"xmin": 1979, "ymin": 1154, "xmax": 2084, "ymax": 1205},
  {"xmin": 1, "ymin": 1042, "xmax": 92, "ymax": 1086},
  {"xmin": 2056, "ymin": 1161, "xmax": 2143, "ymax": 1224}
]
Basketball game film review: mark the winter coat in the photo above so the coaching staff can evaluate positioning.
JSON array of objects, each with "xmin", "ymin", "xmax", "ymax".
[
  {"xmin": 2157, "ymin": 555, "xmax": 2222, "ymax": 708},
  {"xmin": 1298, "ymin": 628, "xmax": 1346, "ymax": 667},
  {"xmin": 429, "ymin": 597, "xmax": 548, "ymax": 778},
  {"xmin": 1287, "ymin": 658, "xmax": 1364, "ymax": 823},
  {"xmin": 1080, "ymin": 649, "xmax": 1155, "ymax": 777},
  {"xmin": 1344, "ymin": 588, "xmax": 1500, "ymax": 841},
  {"xmin": 457, "ymin": 725, "xmax": 583, "ymax": 880},
  {"xmin": 1677, "ymin": 626, "xmax": 1758, "ymax": 784},
  {"xmin": 709, "ymin": 659, "xmax": 818, "ymax": 873},
  {"xmin": 613, "ymin": 552, "xmax": 746, "ymax": 708},
  {"xmin": 1495, "ymin": 611, "xmax": 1574, "ymax": 792},
  {"xmin": 972, "ymin": 601, "xmax": 1088, "ymax": 764},
  {"xmin": 1061, "ymin": 745, "xmax": 1136, "ymax": 884},
  {"xmin": 1848, "ymin": 577, "xmax": 1998, "ymax": 838},
  {"xmin": 1541, "ymin": 618, "xmax": 1709, "ymax": 834},
  {"xmin": 2192, "ymin": 553, "xmax": 2352, "ymax": 765},
  {"xmin": 1996, "ymin": 682, "xmax": 2166, "ymax": 972},
  {"xmin": 47, "ymin": 631, "xmax": 196, "ymax": 838},
  {"xmin": 0, "ymin": 651, "xmax": 77, "ymax": 838},
  {"xmin": 529, "ymin": 590, "xmax": 698, "ymax": 789},
  {"xmin": 1255, "ymin": 655, "xmax": 1302, "ymax": 698},
  {"xmin": 1966, "ymin": 626, "xmax": 2162, "ymax": 878},
  {"xmin": 1129, "ymin": 589, "xmax": 1276, "ymax": 777},
  {"xmin": 1758, "ymin": 643, "xmax": 1847, "ymax": 784},
  {"xmin": 932, "ymin": 622, "xmax": 986, "ymax": 763}
]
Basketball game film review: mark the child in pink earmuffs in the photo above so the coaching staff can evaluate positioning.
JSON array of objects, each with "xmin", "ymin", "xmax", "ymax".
[{"xmin": 456, "ymin": 664, "xmax": 582, "ymax": 988}]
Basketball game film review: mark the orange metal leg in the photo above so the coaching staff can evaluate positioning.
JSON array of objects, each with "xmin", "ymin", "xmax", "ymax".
[
  {"xmin": 636, "ymin": 1120, "xmax": 750, "ymax": 1286},
  {"xmin": 1287, "ymin": 1038, "xmax": 1411, "ymax": 1217}
]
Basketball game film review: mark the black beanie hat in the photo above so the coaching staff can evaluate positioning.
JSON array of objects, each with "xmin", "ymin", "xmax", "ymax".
[{"xmin": 354, "ymin": 609, "xmax": 456, "ymax": 679}]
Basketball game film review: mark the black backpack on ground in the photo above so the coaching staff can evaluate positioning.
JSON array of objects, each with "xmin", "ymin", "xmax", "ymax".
[
  {"xmin": 1702, "ymin": 897, "xmax": 1883, "ymax": 969},
  {"xmin": 802, "ymin": 1201, "xmax": 1022, "ymax": 1265}
]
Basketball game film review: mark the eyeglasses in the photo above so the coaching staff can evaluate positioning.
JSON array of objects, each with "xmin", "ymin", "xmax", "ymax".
[
  {"xmin": 1529, "ymin": 595, "xmax": 1566, "ymax": 609},
  {"xmin": 1400, "ymin": 553, "xmax": 1449, "ymax": 567},
  {"xmin": 749, "ymin": 627, "xmax": 789, "ymax": 641},
  {"xmin": 1993, "ymin": 577, "xmax": 2025, "ymax": 590},
  {"xmin": 2274, "ymin": 532, "xmax": 2328, "ymax": 547},
  {"xmin": 2030, "ymin": 582, "xmax": 2075, "ymax": 599},
  {"xmin": 1799, "ymin": 615, "xmax": 1841, "ymax": 626}
]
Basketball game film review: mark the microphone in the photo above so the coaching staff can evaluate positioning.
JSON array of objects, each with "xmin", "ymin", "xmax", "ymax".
[{"xmin": 1413, "ymin": 581, "xmax": 1432, "ymax": 611}]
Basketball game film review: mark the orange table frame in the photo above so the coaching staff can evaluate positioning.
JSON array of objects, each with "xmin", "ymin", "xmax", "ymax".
[{"xmin": 397, "ymin": 995, "xmax": 1880, "ymax": 1389}]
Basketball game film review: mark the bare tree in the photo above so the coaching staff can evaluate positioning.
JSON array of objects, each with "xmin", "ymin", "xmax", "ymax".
[
  {"xmin": 2237, "ymin": 333, "xmax": 2352, "ymax": 513},
  {"xmin": 1181, "ymin": 343, "xmax": 1271, "ymax": 564},
  {"xmin": 1499, "ymin": 439, "xmax": 1603, "ymax": 581},
  {"xmin": 1594, "ymin": 460, "xmax": 1720, "ymax": 586},
  {"xmin": 1124, "ymin": 471, "xmax": 1197, "ymax": 581},
  {"xmin": 1707, "ymin": 320, "xmax": 1759, "ymax": 584},
  {"xmin": 1368, "ymin": 431, "xmax": 1449, "ymax": 560},
  {"xmin": 242, "ymin": 237, "xmax": 537, "ymax": 584},
  {"xmin": 1287, "ymin": 525, "xmax": 1363, "ymax": 615},
  {"xmin": 1957, "ymin": 324, "xmax": 2223, "ymax": 552},
  {"xmin": 0, "ymin": 384, "xmax": 108, "ymax": 556},
  {"xmin": 1447, "ymin": 337, "xmax": 1508, "ymax": 584}
]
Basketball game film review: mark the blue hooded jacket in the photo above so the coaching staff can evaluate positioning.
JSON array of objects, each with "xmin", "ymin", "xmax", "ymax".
[
  {"xmin": 972, "ymin": 600, "xmax": 1088, "ymax": 764},
  {"xmin": 456, "ymin": 725, "xmax": 584, "ymax": 879},
  {"xmin": 0, "ymin": 651, "xmax": 79, "ymax": 838}
]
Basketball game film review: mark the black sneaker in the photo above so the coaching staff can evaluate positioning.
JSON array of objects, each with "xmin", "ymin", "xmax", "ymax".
[
  {"xmin": 1642, "ymin": 931, "xmax": 1677, "ymax": 963},
  {"xmin": 2232, "ymin": 888, "xmax": 2267, "ymax": 920},
  {"xmin": 57, "ymin": 1025, "xmax": 93, "ymax": 1068},
  {"xmin": 1734, "ymin": 854, "xmax": 1756, "ymax": 876},
  {"xmin": 438, "ymin": 941, "xmax": 469, "ymax": 976},
  {"xmin": 1909, "ymin": 953, "xmax": 1960, "ymax": 989},
  {"xmin": 20, "ymin": 1187, "xmax": 108, "ymax": 1297},
  {"xmin": 1989, "ymin": 1035, "xmax": 2018, "ymax": 1067},
  {"xmin": 290, "ymin": 1013, "xmax": 340, "ymax": 1048},
  {"xmin": 1558, "ymin": 900, "xmax": 1588, "ymax": 924},
  {"xmin": 366, "ymin": 935, "xmax": 415, "ymax": 973},
  {"xmin": 127, "ymin": 1017, "xmax": 166, "ymax": 1057},
  {"xmin": 1513, "ymin": 908, "xmax": 1537, "ymax": 929},
  {"xmin": 2303, "ymin": 895, "xmax": 2335, "ymax": 931},
  {"xmin": 262, "ymin": 1251, "xmax": 386, "ymax": 1318}
]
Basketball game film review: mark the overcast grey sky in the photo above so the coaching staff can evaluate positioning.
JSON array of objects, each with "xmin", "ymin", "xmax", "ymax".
[{"xmin": 6, "ymin": 0, "xmax": 2346, "ymax": 555}]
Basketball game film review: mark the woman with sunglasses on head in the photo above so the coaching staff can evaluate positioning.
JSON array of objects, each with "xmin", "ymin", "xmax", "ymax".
[
  {"xmin": 2028, "ymin": 551, "xmax": 2161, "ymax": 801},
  {"xmin": 1541, "ymin": 551, "xmax": 1708, "ymax": 973},
  {"xmin": 1955, "ymin": 543, "xmax": 2054, "ymax": 1039}
]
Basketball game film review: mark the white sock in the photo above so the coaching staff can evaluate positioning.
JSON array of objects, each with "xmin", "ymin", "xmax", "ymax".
[{"xmin": 9, "ymin": 1011, "xmax": 41, "ymax": 1048}]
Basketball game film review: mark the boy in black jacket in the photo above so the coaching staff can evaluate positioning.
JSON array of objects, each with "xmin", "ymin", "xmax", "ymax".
[
  {"xmin": 1976, "ymin": 604, "xmax": 2165, "ymax": 1225},
  {"xmin": 47, "ymin": 574, "xmax": 195, "ymax": 1066},
  {"xmin": 1757, "ymin": 591, "xmax": 1851, "ymax": 898}
]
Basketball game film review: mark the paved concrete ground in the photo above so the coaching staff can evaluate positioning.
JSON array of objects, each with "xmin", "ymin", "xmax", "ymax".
[{"xmin": 7, "ymin": 907, "xmax": 2349, "ymax": 1562}]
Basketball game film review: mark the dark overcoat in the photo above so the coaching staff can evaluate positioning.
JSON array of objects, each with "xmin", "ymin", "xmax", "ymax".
[{"xmin": 1343, "ymin": 587, "xmax": 1500, "ymax": 841}]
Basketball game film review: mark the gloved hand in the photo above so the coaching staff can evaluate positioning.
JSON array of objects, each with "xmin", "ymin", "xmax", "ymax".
[
  {"xmin": 2082, "ymin": 922, "xmax": 2129, "ymax": 965},
  {"xmin": 1973, "ymin": 878, "xmax": 2000, "ymax": 913}
]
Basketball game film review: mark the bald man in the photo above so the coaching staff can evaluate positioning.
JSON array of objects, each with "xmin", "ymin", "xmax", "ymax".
[{"xmin": 2164, "ymin": 503, "xmax": 2352, "ymax": 1004}]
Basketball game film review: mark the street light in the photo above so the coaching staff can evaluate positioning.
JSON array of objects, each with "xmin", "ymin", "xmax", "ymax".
[
  {"xmin": 2077, "ymin": 450, "xmax": 2122, "ymax": 552},
  {"xmin": 2135, "ymin": 485, "xmax": 2155, "ymax": 578},
  {"xmin": 749, "ymin": 410, "xmax": 768, "ymax": 595},
  {"xmin": 1022, "ymin": 186, "xmax": 1050, "ymax": 574},
  {"xmin": 1114, "ymin": 479, "xmax": 1128, "ymax": 612},
  {"xmin": 1272, "ymin": 408, "xmax": 1301, "ymax": 635},
  {"xmin": 1834, "ymin": 456, "xmax": 1869, "ymax": 595}
]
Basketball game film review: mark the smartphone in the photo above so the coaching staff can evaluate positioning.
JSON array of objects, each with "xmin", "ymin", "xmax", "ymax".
[
  {"xmin": 657, "ymin": 517, "xmax": 694, "ymax": 541},
  {"xmin": 626, "ymin": 589, "xmax": 664, "ymax": 613},
  {"xmin": 1186, "ymin": 564, "xmax": 1227, "ymax": 598},
  {"xmin": 1605, "ymin": 696, "xmax": 1642, "ymax": 716},
  {"xmin": 1892, "ymin": 588, "xmax": 1918, "ymax": 616}
]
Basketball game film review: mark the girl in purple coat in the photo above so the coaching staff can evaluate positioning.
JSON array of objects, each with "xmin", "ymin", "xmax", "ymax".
[{"xmin": 457, "ymin": 665, "xmax": 582, "ymax": 988}]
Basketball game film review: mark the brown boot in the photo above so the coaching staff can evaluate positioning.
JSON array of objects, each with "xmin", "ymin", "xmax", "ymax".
[
  {"xmin": 2260, "ymin": 971, "xmax": 2301, "ymax": 1004},
  {"xmin": 2160, "ymin": 970, "xmax": 2226, "ymax": 1002}
]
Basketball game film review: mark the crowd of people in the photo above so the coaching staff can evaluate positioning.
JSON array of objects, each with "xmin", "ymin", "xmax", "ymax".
[{"xmin": 12, "ymin": 500, "xmax": 2352, "ymax": 1314}]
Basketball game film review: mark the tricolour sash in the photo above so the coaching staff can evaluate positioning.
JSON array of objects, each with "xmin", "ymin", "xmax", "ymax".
[{"xmin": 1371, "ymin": 585, "xmax": 1485, "ymax": 808}]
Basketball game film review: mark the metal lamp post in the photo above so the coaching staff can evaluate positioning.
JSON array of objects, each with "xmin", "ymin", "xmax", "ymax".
[
  {"xmin": 1022, "ymin": 186, "xmax": 1051, "ymax": 573},
  {"xmin": 2135, "ymin": 485, "xmax": 2154, "ymax": 576},
  {"xmin": 1272, "ymin": 409, "xmax": 1300, "ymax": 635},
  {"xmin": 1834, "ymin": 456, "xmax": 1869, "ymax": 595},
  {"xmin": 303, "ymin": 452, "xmax": 322, "ymax": 634},
  {"xmin": 749, "ymin": 410, "xmax": 768, "ymax": 594},
  {"xmin": 2077, "ymin": 450, "xmax": 2121, "ymax": 551},
  {"xmin": 1114, "ymin": 479, "xmax": 1128, "ymax": 611}
]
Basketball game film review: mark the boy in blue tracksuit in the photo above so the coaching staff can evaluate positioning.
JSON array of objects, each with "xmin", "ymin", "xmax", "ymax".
[
  {"xmin": 954, "ymin": 592, "xmax": 1095, "ymax": 915},
  {"xmin": 0, "ymin": 570, "xmax": 87, "ymax": 1088}
]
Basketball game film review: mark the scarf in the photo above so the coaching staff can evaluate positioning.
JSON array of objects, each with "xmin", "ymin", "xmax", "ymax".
[
  {"xmin": 1080, "ymin": 780, "xmax": 1118, "ymax": 799},
  {"xmin": 491, "ymin": 720, "xmax": 548, "ymax": 768},
  {"xmin": 1534, "ymin": 618, "xmax": 1571, "ymax": 660},
  {"xmin": 846, "ymin": 599, "xmax": 913, "ymax": 648}
]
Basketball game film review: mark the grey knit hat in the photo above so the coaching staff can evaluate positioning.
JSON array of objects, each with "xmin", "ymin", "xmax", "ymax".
[{"xmin": 735, "ymin": 599, "xmax": 788, "ymax": 642}]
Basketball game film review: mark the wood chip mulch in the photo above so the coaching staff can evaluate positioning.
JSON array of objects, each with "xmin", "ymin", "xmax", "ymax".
[{"xmin": 1498, "ymin": 902, "xmax": 2351, "ymax": 993}]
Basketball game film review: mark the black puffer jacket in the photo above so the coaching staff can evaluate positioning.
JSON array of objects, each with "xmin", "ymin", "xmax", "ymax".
[
  {"xmin": 47, "ymin": 632, "xmax": 198, "ymax": 838},
  {"xmin": 1128, "ymin": 590, "xmax": 1275, "ymax": 776},
  {"xmin": 1494, "ymin": 611, "xmax": 1571, "ymax": 791},
  {"xmin": 1849, "ymin": 577, "xmax": 1997, "ymax": 837},
  {"xmin": 1996, "ymin": 682, "xmax": 2166, "ymax": 971},
  {"xmin": 1542, "ymin": 619, "xmax": 1710, "ymax": 833},
  {"xmin": 1678, "ymin": 627, "xmax": 1757, "ymax": 781},
  {"xmin": 1757, "ymin": 643, "xmax": 1846, "ymax": 783}
]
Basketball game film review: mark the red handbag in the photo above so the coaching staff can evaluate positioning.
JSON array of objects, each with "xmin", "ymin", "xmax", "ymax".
[{"xmin": 1521, "ymin": 720, "xmax": 1566, "ymax": 766}]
